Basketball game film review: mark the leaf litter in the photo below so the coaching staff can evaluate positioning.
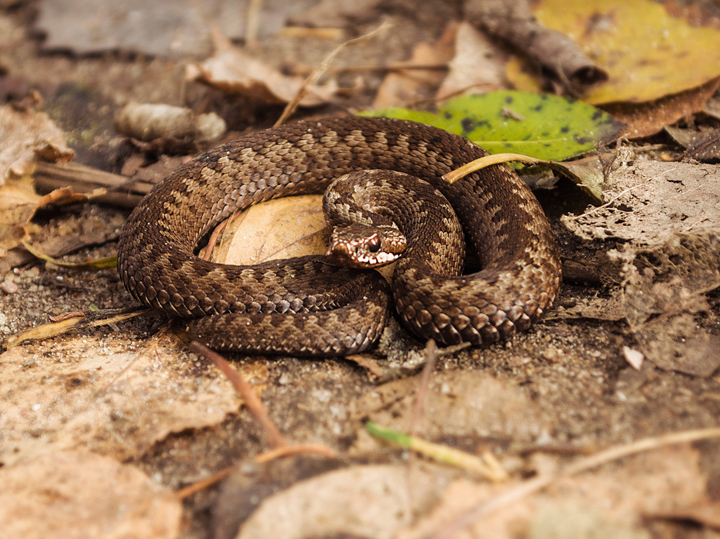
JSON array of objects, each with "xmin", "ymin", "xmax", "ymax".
[{"xmin": 2, "ymin": 1, "xmax": 720, "ymax": 538}]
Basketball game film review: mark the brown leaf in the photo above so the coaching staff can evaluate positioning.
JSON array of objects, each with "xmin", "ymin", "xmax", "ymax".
[
  {"xmin": 602, "ymin": 77, "xmax": 720, "ymax": 139},
  {"xmin": 0, "ymin": 104, "xmax": 74, "ymax": 183},
  {"xmin": 646, "ymin": 503, "xmax": 720, "ymax": 530},
  {"xmin": 435, "ymin": 21, "xmax": 505, "ymax": 101},
  {"xmin": 0, "ymin": 335, "xmax": 256, "ymax": 465},
  {"xmin": 236, "ymin": 464, "xmax": 453, "ymax": 539},
  {"xmin": 0, "ymin": 451, "xmax": 181, "ymax": 539},
  {"xmin": 372, "ymin": 22, "xmax": 457, "ymax": 109},
  {"xmin": 190, "ymin": 31, "xmax": 338, "ymax": 107},
  {"xmin": 212, "ymin": 195, "xmax": 328, "ymax": 266}
]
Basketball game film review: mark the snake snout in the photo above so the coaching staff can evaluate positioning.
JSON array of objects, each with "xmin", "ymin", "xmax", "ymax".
[{"xmin": 327, "ymin": 224, "xmax": 406, "ymax": 269}]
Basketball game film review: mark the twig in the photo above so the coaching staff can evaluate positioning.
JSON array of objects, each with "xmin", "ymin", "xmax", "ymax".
[
  {"xmin": 410, "ymin": 340, "xmax": 439, "ymax": 438},
  {"xmin": 175, "ymin": 443, "xmax": 337, "ymax": 499},
  {"xmin": 200, "ymin": 219, "xmax": 228, "ymax": 261},
  {"xmin": 686, "ymin": 130, "xmax": 720, "ymax": 159},
  {"xmin": 189, "ymin": 341, "xmax": 286, "ymax": 449},
  {"xmin": 176, "ymin": 466, "xmax": 234, "ymax": 500},
  {"xmin": 254, "ymin": 443, "xmax": 337, "ymax": 463},
  {"xmin": 562, "ymin": 183, "xmax": 646, "ymax": 222},
  {"xmin": 429, "ymin": 427, "xmax": 720, "ymax": 539},
  {"xmin": 286, "ymin": 63, "xmax": 449, "ymax": 76},
  {"xmin": 274, "ymin": 21, "xmax": 391, "ymax": 127},
  {"xmin": 33, "ymin": 161, "xmax": 151, "ymax": 208},
  {"xmin": 245, "ymin": 0, "xmax": 263, "ymax": 47}
]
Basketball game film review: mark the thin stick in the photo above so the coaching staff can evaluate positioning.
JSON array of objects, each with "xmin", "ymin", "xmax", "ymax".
[
  {"xmin": 562, "ymin": 183, "xmax": 645, "ymax": 222},
  {"xmin": 176, "ymin": 466, "xmax": 234, "ymax": 499},
  {"xmin": 189, "ymin": 341, "xmax": 286, "ymax": 449},
  {"xmin": 430, "ymin": 427, "xmax": 720, "ymax": 539},
  {"xmin": 274, "ymin": 21, "xmax": 391, "ymax": 127},
  {"xmin": 175, "ymin": 443, "xmax": 337, "ymax": 499},
  {"xmin": 410, "ymin": 340, "xmax": 438, "ymax": 437},
  {"xmin": 201, "ymin": 219, "xmax": 228, "ymax": 261},
  {"xmin": 254, "ymin": 443, "xmax": 337, "ymax": 463},
  {"xmin": 245, "ymin": 0, "xmax": 263, "ymax": 47},
  {"xmin": 287, "ymin": 63, "xmax": 449, "ymax": 76}
]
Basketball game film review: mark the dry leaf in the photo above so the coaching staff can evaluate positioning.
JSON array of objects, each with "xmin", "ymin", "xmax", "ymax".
[
  {"xmin": 0, "ymin": 104, "xmax": 73, "ymax": 183},
  {"xmin": 436, "ymin": 21, "xmax": 505, "ymax": 101},
  {"xmin": 35, "ymin": 0, "xmax": 317, "ymax": 58},
  {"xmin": 507, "ymin": 0, "xmax": 720, "ymax": 104},
  {"xmin": 400, "ymin": 444, "xmax": 706, "ymax": 539},
  {"xmin": 352, "ymin": 371, "xmax": 552, "ymax": 451},
  {"xmin": 372, "ymin": 22, "xmax": 457, "ymax": 109},
  {"xmin": 237, "ymin": 463, "xmax": 453, "ymax": 539},
  {"xmin": 602, "ymin": 77, "xmax": 720, "ymax": 139},
  {"xmin": 0, "ymin": 335, "xmax": 261, "ymax": 466},
  {"xmin": 562, "ymin": 160, "xmax": 720, "ymax": 245},
  {"xmin": 213, "ymin": 195, "xmax": 328, "ymax": 265},
  {"xmin": 191, "ymin": 31, "xmax": 339, "ymax": 107},
  {"xmin": 647, "ymin": 502, "xmax": 720, "ymax": 530},
  {"xmin": 0, "ymin": 451, "xmax": 181, "ymax": 539},
  {"xmin": 623, "ymin": 346, "xmax": 644, "ymax": 371}
]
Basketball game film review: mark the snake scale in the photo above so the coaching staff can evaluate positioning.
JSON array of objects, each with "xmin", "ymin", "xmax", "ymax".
[{"xmin": 117, "ymin": 116, "xmax": 561, "ymax": 356}]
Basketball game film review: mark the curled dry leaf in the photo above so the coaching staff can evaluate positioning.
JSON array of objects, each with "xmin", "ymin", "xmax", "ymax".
[
  {"xmin": 114, "ymin": 102, "xmax": 226, "ymax": 143},
  {"xmin": 0, "ymin": 451, "xmax": 181, "ymax": 539},
  {"xmin": 603, "ymin": 77, "xmax": 720, "ymax": 139},
  {"xmin": 0, "ymin": 105, "xmax": 75, "ymax": 256},
  {"xmin": 468, "ymin": 0, "xmax": 607, "ymax": 93},
  {"xmin": 0, "ymin": 104, "xmax": 74, "ymax": 183},
  {"xmin": 190, "ymin": 31, "xmax": 339, "ymax": 107}
]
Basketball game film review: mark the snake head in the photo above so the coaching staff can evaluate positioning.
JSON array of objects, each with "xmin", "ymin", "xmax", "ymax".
[{"xmin": 327, "ymin": 223, "xmax": 406, "ymax": 268}]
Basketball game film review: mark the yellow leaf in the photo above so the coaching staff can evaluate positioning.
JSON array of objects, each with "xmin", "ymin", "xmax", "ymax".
[{"xmin": 507, "ymin": 0, "xmax": 720, "ymax": 104}]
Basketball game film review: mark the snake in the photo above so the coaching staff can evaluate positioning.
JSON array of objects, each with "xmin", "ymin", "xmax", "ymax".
[{"xmin": 117, "ymin": 116, "xmax": 561, "ymax": 356}]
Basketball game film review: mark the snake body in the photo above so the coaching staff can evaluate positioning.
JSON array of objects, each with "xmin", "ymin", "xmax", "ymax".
[{"xmin": 117, "ymin": 116, "xmax": 561, "ymax": 356}]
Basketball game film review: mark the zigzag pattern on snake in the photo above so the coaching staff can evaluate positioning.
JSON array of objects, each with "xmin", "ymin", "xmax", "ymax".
[{"xmin": 117, "ymin": 116, "xmax": 561, "ymax": 356}]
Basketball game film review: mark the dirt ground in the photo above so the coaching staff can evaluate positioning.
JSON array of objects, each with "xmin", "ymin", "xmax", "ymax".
[{"xmin": 1, "ymin": 2, "xmax": 720, "ymax": 539}]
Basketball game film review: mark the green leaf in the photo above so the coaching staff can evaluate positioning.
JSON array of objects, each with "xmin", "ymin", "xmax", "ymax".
[{"xmin": 363, "ymin": 91, "xmax": 625, "ymax": 161}]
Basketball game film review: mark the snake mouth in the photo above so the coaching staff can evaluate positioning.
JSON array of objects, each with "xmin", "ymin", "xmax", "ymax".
[
  {"xmin": 326, "ymin": 239, "xmax": 403, "ymax": 268},
  {"xmin": 327, "ymin": 225, "xmax": 407, "ymax": 269}
]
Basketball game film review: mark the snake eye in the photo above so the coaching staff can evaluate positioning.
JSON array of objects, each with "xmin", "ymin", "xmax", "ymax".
[{"xmin": 367, "ymin": 236, "xmax": 381, "ymax": 253}]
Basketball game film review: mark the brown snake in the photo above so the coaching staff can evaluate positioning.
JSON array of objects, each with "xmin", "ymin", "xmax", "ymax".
[{"xmin": 117, "ymin": 116, "xmax": 561, "ymax": 356}]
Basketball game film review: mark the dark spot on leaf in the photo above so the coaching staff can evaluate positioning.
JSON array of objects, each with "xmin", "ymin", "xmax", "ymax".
[
  {"xmin": 505, "ymin": 96, "xmax": 513, "ymax": 104},
  {"xmin": 576, "ymin": 136, "xmax": 592, "ymax": 144},
  {"xmin": 444, "ymin": 111, "xmax": 452, "ymax": 119},
  {"xmin": 461, "ymin": 118, "xmax": 475, "ymax": 134},
  {"xmin": 591, "ymin": 110, "xmax": 603, "ymax": 120},
  {"xmin": 540, "ymin": 94, "xmax": 548, "ymax": 100},
  {"xmin": 561, "ymin": 126, "xmax": 569, "ymax": 133},
  {"xmin": 476, "ymin": 120, "xmax": 490, "ymax": 127},
  {"xmin": 533, "ymin": 104, "xmax": 543, "ymax": 111}
]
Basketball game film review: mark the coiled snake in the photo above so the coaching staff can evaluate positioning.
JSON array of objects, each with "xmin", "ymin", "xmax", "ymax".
[{"xmin": 117, "ymin": 116, "xmax": 561, "ymax": 356}]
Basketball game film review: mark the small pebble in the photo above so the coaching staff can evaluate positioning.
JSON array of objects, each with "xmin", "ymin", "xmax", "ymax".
[{"xmin": 1, "ymin": 280, "xmax": 18, "ymax": 294}]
